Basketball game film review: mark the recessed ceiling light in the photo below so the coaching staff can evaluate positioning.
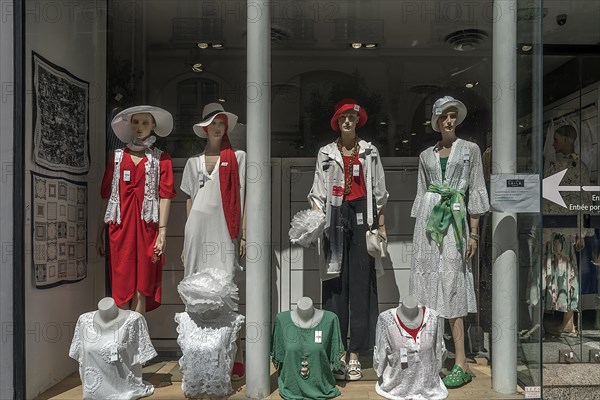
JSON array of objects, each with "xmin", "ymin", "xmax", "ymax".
[
  {"xmin": 351, "ymin": 42, "xmax": 362, "ymax": 49},
  {"xmin": 518, "ymin": 123, "xmax": 524, "ymax": 128},
  {"xmin": 411, "ymin": 132, "xmax": 417, "ymax": 136},
  {"xmin": 212, "ymin": 43, "xmax": 224, "ymax": 48},
  {"xmin": 218, "ymin": 98, "xmax": 226, "ymax": 103},
  {"xmin": 395, "ymin": 147, "xmax": 400, "ymax": 151},
  {"xmin": 522, "ymin": 45, "xmax": 532, "ymax": 52},
  {"xmin": 402, "ymin": 139, "xmax": 409, "ymax": 144},
  {"xmin": 423, "ymin": 120, "xmax": 431, "ymax": 126},
  {"xmin": 465, "ymin": 83, "xmax": 474, "ymax": 88},
  {"xmin": 191, "ymin": 63, "xmax": 203, "ymax": 72},
  {"xmin": 365, "ymin": 43, "xmax": 377, "ymax": 49},
  {"xmin": 380, "ymin": 121, "xmax": 387, "ymax": 125},
  {"xmin": 197, "ymin": 42, "xmax": 209, "ymax": 49}
]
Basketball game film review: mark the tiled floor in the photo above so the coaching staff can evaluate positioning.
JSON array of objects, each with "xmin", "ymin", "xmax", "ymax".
[{"xmin": 35, "ymin": 360, "xmax": 525, "ymax": 400}]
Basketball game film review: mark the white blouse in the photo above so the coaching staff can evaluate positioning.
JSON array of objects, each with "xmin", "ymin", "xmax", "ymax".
[
  {"xmin": 69, "ymin": 311, "xmax": 157, "ymax": 400},
  {"xmin": 373, "ymin": 307, "xmax": 447, "ymax": 400}
]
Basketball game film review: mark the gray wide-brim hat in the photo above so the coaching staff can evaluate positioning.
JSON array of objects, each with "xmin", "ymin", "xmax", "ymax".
[
  {"xmin": 193, "ymin": 103, "xmax": 238, "ymax": 138},
  {"xmin": 431, "ymin": 96, "xmax": 467, "ymax": 132},
  {"xmin": 111, "ymin": 105, "xmax": 173, "ymax": 143}
]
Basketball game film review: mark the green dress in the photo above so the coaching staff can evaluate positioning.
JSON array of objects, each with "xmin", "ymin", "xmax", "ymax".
[
  {"xmin": 440, "ymin": 156, "xmax": 449, "ymax": 180},
  {"xmin": 271, "ymin": 310, "xmax": 344, "ymax": 400}
]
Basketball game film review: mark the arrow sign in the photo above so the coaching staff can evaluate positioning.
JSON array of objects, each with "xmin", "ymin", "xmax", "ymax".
[{"xmin": 543, "ymin": 168, "xmax": 600, "ymax": 208}]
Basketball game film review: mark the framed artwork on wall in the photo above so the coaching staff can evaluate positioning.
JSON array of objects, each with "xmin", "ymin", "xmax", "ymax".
[
  {"xmin": 31, "ymin": 172, "xmax": 87, "ymax": 288},
  {"xmin": 32, "ymin": 52, "xmax": 90, "ymax": 174}
]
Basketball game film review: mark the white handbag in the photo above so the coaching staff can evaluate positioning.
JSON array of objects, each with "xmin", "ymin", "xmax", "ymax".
[{"xmin": 365, "ymin": 148, "xmax": 387, "ymax": 259}]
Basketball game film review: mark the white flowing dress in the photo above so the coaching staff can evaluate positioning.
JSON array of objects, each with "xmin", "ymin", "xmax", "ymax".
[
  {"xmin": 175, "ymin": 311, "xmax": 244, "ymax": 398},
  {"xmin": 68, "ymin": 311, "xmax": 157, "ymax": 400},
  {"xmin": 181, "ymin": 151, "xmax": 246, "ymax": 278},
  {"xmin": 409, "ymin": 139, "xmax": 490, "ymax": 318},
  {"xmin": 373, "ymin": 307, "xmax": 447, "ymax": 400}
]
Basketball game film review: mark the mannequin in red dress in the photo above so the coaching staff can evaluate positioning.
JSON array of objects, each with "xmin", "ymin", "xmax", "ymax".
[{"xmin": 97, "ymin": 106, "xmax": 176, "ymax": 313}]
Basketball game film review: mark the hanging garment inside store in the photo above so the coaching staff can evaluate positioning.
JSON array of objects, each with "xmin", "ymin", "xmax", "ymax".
[
  {"xmin": 271, "ymin": 310, "xmax": 345, "ymax": 400},
  {"xmin": 69, "ymin": 310, "xmax": 157, "ymax": 400},
  {"xmin": 373, "ymin": 307, "xmax": 447, "ymax": 400}
]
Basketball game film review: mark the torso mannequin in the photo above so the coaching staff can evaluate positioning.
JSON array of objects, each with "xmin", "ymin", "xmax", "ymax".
[
  {"xmin": 396, "ymin": 295, "xmax": 424, "ymax": 329},
  {"xmin": 291, "ymin": 297, "xmax": 324, "ymax": 329},
  {"xmin": 93, "ymin": 297, "xmax": 129, "ymax": 332}
]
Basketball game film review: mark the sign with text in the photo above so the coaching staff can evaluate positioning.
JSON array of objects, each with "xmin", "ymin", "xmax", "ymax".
[{"xmin": 491, "ymin": 174, "xmax": 540, "ymax": 213}]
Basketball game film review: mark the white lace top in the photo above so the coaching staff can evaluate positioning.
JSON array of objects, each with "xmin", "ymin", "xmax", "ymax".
[
  {"xmin": 69, "ymin": 311, "xmax": 157, "ymax": 400},
  {"xmin": 373, "ymin": 307, "xmax": 447, "ymax": 400},
  {"xmin": 175, "ymin": 311, "xmax": 244, "ymax": 398}
]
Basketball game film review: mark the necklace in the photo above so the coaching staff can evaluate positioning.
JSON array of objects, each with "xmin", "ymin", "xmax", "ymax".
[
  {"xmin": 299, "ymin": 312, "xmax": 316, "ymax": 379},
  {"xmin": 336, "ymin": 137, "xmax": 359, "ymax": 195}
]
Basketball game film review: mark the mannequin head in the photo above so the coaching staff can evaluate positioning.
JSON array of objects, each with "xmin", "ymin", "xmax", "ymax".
[
  {"xmin": 553, "ymin": 125, "xmax": 577, "ymax": 155},
  {"xmin": 337, "ymin": 110, "xmax": 360, "ymax": 134},
  {"xmin": 203, "ymin": 114, "xmax": 229, "ymax": 139},
  {"xmin": 436, "ymin": 107, "xmax": 458, "ymax": 135},
  {"xmin": 130, "ymin": 112, "xmax": 156, "ymax": 141}
]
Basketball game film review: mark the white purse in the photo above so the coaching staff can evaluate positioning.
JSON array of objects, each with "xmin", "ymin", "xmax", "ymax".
[{"xmin": 365, "ymin": 149, "xmax": 387, "ymax": 259}]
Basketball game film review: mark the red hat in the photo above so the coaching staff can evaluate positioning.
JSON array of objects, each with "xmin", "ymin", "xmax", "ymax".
[{"xmin": 330, "ymin": 98, "xmax": 368, "ymax": 132}]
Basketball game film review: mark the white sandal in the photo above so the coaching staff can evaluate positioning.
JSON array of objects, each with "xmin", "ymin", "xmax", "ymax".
[{"xmin": 347, "ymin": 359, "xmax": 362, "ymax": 381}]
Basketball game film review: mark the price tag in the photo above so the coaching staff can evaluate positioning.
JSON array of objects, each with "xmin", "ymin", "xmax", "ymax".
[
  {"xmin": 123, "ymin": 170, "xmax": 131, "ymax": 182},
  {"xmin": 452, "ymin": 203, "xmax": 461, "ymax": 211},
  {"xmin": 353, "ymin": 164, "xmax": 360, "ymax": 177},
  {"xmin": 414, "ymin": 350, "xmax": 420, "ymax": 363},
  {"xmin": 356, "ymin": 213, "xmax": 364, "ymax": 225},
  {"xmin": 221, "ymin": 161, "xmax": 229, "ymax": 167},
  {"xmin": 314, "ymin": 331, "xmax": 322, "ymax": 343},
  {"xmin": 110, "ymin": 344, "xmax": 119, "ymax": 362},
  {"xmin": 400, "ymin": 348, "xmax": 408, "ymax": 369}
]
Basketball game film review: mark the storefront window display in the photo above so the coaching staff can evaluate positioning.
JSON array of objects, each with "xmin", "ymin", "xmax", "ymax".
[{"xmin": 10, "ymin": 0, "xmax": 600, "ymax": 399}]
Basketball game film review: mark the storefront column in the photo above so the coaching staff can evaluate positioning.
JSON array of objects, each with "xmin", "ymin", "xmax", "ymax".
[
  {"xmin": 491, "ymin": 0, "xmax": 518, "ymax": 394},
  {"xmin": 245, "ymin": 1, "xmax": 271, "ymax": 398}
]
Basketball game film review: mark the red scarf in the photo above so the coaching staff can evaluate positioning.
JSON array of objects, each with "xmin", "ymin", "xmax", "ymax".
[{"xmin": 204, "ymin": 116, "xmax": 241, "ymax": 240}]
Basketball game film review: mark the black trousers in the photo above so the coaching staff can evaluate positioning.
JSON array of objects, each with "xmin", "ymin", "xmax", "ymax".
[{"xmin": 322, "ymin": 197, "xmax": 379, "ymax": 354}]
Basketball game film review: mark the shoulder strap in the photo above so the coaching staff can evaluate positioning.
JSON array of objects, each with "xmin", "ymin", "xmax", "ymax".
[{"xmin": 366, "ymin": 148, "xmax": 374, "ymax": 228}]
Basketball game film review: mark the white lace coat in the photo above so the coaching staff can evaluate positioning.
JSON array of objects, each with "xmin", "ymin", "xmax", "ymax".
[
  {"xmin": 68, "ymin": 311, "xmax": 157, "ymax": 400},
  {"xmin": 373, "ymin": 307, "xmax": 447, "ymax": 400},
  {"xmin": 175, "ymin": 311, "xmax": 244, "ymax": 398},
  {"xmin": 409, "ymin": 139, "xmax": 489, "ymax": 318}
]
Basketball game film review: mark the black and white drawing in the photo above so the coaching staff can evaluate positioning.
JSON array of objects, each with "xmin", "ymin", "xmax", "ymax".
[
  {"xmin": 32, "ymin": 52, "xmax": 90, "ymax": 174},
  {"xmin": 31, "ymin": 172, "xmax": 88, "ymax": 288}
]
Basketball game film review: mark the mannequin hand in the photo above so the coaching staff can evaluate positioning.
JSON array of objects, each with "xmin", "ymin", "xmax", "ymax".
[
  {"xmin": 153, "ymin": 233, "xmax": 166, "ymax": 257},
  {"xmin": 96, "ymin": 236, "xmax": 105, "ymax": 257},
  {"xmin": 240, "ymin": 238, "xmax": 246, "ymax": 258},
  {"xmin": 575, "ymin": 236, "xmax": 585, "ymax": 251},
  {"xmin": 466, "ymin": 238, "xmax": 478, "ymax": 260}
]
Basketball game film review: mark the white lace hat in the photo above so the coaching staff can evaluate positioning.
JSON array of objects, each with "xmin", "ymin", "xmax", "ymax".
[
  {"xmin": 111, "ymin": 105, "xmax": 173, "ymax": 143},
  {"xmin": 193, "ymin": 103, "xmax": 238, "ymax": 138},
  {"xmin": 177, "ymin": 268, "xmax": 239, "ymax": 314},
  {"xmin": 431, "ymin": 96, "xmax": 467, "ymax": 132}
]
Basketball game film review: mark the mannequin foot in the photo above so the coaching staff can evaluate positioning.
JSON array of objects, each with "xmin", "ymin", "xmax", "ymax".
[
  {"xmin": 443, "ymin": 364, "xmax": 473, "ymax": 388},
  {"xmin": 332, "ymin": 359, "xmax": 347, "ymax": 380},
  {"xmin": 347, "ymin": 353, "xmax": 362, "ymax": 381},
  {"xmin": 231, "ymin": 362, "xmax": 245, "ymax": 381}
]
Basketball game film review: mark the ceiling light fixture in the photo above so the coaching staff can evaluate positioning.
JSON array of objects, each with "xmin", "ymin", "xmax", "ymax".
[
  {"xmin": 197, "ymin": 42, "xmax": 209, "ymax": 49},
  {"xmin": 351, "ymin": 42, "xmax": 363, "ymax": 49},
  {"xmin": 380, "ymin": 121, "xmax": 387, "ymax": 125},
  {"xmin": 365, "ymin": 43, "xmax": 377, "ymax": 49},
  {"xmin": 402, "ymin": 139, "xmax": 409, "ymax": 144},
  {"xmin": 218, "ymin": 98, "xmax": 226, "ymax": 103},
  {"xmin": 465, "ymin": 83, "xmax": 474, "ymax": 88},
  {"xmin": 212, "ymin": 43, "xmax": 223, "ymax": 48},
  {"xmin": 411, "ymin": 132, "xmax": 417, "ymax": 136},
  {"xmin": 191, "ymin": 63, "xmax": 203, "ymax": 72}
]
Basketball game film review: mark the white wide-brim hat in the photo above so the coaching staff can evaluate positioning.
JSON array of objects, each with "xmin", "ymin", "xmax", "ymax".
[
  {"xmin": 431, "ymin": 96, "xmax": 467, "ymax": 132},
  {"xmin": 193, "ymin": 103, "xmax": 238, "ymax": 138},
  {"xmin": 111, "ymin": 105, "xmax": 173, "ymax": 143}
]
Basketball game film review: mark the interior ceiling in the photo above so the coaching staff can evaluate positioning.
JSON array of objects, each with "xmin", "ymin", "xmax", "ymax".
[{"xmin": 118, "ymin": 1, "xmax": 600, "ymax": 91}]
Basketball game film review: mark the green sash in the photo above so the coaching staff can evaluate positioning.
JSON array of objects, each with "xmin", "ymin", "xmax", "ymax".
[{"xmin": 425, "ymin": 183, "xmax": 466, "ymax": 250}]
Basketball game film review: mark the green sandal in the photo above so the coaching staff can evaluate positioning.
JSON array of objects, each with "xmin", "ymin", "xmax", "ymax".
[{"xmin": 443, "ymin": 364, "xmax": 473, "ymax": 388}]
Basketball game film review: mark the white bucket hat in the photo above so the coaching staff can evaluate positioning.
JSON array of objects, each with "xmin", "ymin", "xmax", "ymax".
[
  {"xmin": 111, "ymin": 105, "xmax": 173, "ymax": 143},
  {"xmin": 193, "ymin": 103, "xmax": 238, "ymax": 138},
  {"xmin": 431, "ymin": 96, "xmax": 467, "ymax": 132}
]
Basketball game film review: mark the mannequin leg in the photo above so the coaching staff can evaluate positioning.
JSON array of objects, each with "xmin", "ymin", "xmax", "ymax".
[
  {"xmin": 559, "ymin": 311, "xmax": 575, "ymax": 332},
  {"xmin": 131, "ymin": 291, "xmax": 146, "ymax": 313},
  {"xmin": 449, "ymin": 317, "xmax": 468, "ymax": 370}
]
